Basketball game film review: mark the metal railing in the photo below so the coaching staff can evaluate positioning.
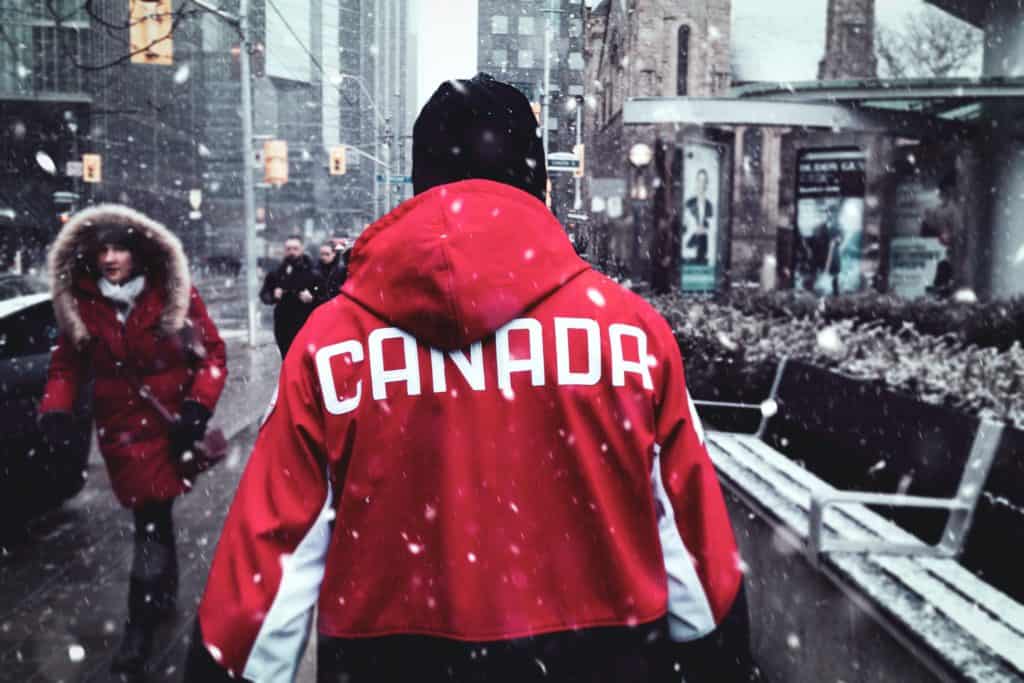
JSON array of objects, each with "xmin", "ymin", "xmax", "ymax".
[{"xmin": 693, "ymin": 355, "xmax": 1004, "ymax": 561}]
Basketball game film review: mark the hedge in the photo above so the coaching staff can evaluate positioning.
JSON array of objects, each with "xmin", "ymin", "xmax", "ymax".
[
  {"xmin": 650, "ymin": 293, "xmax": 1024, "ymax": 431},
  {"xmin": 715, "ymin": 288, "xmax": 1024, "ymax": 352}
]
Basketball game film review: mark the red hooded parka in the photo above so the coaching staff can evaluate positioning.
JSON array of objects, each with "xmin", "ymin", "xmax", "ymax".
[
  {"xmin": 41, "ymin": 205, "xmax": 227, "ymax": 508},
  {"xmin": 197, "ymin": 180, "xmax": 740, "ymax": 681}
]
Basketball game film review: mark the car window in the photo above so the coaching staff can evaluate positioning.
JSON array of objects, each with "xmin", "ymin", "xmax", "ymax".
[
  {"xmin": 0, "ymin": 282, "xmax": 21, "ymax": 301},
  {"xmin": 0, "ymin": 302, "xmax": 58, "ymax": 360}
]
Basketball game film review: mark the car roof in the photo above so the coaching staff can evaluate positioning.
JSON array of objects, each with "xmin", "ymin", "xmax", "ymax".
[{"xmin": 0, "ymin": 292, "xmax": 52, "ymax": 320}]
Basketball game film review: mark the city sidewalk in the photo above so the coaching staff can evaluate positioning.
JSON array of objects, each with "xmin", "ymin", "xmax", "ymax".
[{"xmin": 0, "ymin": 336, "xmax": 303, "ymax": 682}]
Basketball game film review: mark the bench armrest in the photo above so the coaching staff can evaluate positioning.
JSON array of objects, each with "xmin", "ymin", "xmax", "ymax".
[{"xmin": 807, "ymin": 420, "xmax": 1004, "ymax": 562}]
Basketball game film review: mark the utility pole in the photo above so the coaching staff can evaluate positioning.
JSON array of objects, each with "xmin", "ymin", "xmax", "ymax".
[
  {"xmin": 541, "ymin": 0, "xmax": 563, "ymax": 213},
  {"xmin": 541, "ymin": 0, "xmax": 553, "ymax": 160},
  {"xmin": 383, "ymin": 0, "xmax": 392, "ymax": 212},
  {"xmin": 574, "ymin": 98, "xmax": 582, "ymax": 211},
  {"xmin": 189, "ymin": 0, "xmax": 259, "ymax": 347},
  {"xmin": 238, "ymin": 0, "xmax": 258, "ymax": 347}
]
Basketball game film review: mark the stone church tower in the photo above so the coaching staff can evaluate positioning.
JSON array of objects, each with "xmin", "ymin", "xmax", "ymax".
[{"xmin": 818, "ymin": 0, "xmax": 877, "ymax": 79}]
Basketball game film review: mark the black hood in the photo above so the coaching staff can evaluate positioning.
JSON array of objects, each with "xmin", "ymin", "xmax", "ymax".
[{"xmin": 412, "ymin": 73, "xmax": 547, "ymax": 201}]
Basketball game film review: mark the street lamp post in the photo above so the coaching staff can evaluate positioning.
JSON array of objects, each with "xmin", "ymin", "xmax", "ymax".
[
  {"xmin": 541, "ymin": 0, "xmax": 563, "ymax": 213},
  {"xmin": 189, "ymin": 0, "xmax": 259, "ymax": 346},
  {"xmin": 334, "ymin": 71, "xmax": 391, "ymax": 213},
  {"xmin": 237, "ymin": 0, "xmax": 258, "ymax": 347}
]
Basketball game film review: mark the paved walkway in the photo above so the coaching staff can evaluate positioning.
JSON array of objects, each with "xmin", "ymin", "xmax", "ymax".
[{"xmin": 0, "ymin": 337, "xmax": 303, "ymax": 682}]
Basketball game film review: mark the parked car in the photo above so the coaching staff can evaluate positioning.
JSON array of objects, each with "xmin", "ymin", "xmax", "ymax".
[
  {"xmin": 0, "ymin": 293, "xmax": 92, "ymax": 532},
  {"xmin": 0, "ymin": 273, "xmax": 48, "ymax": 301}
]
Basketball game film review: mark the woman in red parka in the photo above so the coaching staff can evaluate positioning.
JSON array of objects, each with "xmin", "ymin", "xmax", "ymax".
[{"xmin": 38, "ymin": 204, "xmax": 227, "ymax": 677}]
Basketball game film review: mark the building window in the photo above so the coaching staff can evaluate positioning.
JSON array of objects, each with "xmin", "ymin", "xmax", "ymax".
[
  {"xmin": 569, "ymin": 18, "xmax": 583, "ymax": 38},
  {"xmin": 677, "ymin": 25, "xmax": 690, "ymax": 96},
  {"xmin": 491, "ymin": 15, "xmax": 508, "ymax": 34},
  {"xmin": 492, "ymin": 49, "xmax": 508, "ymax": 68},
  {"xmin": 518, "ymin": 16, "xmax": 535, "ymax": 36},
  {"xmin": 519, "ymin": 49, "xmax": 534, "ymax": 68},
  {"xmin": 568, "ymin": 52, "xmax": 584, "ymax": 70}
]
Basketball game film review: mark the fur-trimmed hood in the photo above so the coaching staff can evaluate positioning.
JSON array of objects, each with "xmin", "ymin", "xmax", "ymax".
[{"xmin": 48, "ymin": 204, "xmax": 191, "ymax": 347}]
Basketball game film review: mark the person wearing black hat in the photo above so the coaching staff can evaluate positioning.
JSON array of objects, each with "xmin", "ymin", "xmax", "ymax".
[
  {"xmin": 40, "ymin": 205, "xmax": 227, "ymax": 677},
  {"xmin": 185, "ymin": 74, "xmax": 752, "ymax": 683}
]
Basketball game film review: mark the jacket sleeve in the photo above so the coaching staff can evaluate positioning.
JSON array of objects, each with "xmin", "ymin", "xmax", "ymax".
[
  {"xmin": 192, "ymin": 323, "xmax": 332, "ymax": 682},
  {"xmin": 650, "ymin": 319, "xmax": 743, "ymax": 643},
  {"xmin": 186, "ymin": 287, "xmax": 228, "ymax": 411},
  {"xmin": 258, "ymin": 270, "xmax": 278, "ymax": 305},
  {"xmin": 39, "ymin": 332, "xmax": 83, "ymax": 415}
]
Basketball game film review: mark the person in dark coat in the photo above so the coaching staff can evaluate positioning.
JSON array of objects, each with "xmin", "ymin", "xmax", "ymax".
[
  {"xmin": 259, "ymin": 235, "xmax": 323, "ymax": 357},
  {"xmin": 39, "ymin": 204, "xmax": 227, "ymax": 676},
  {"xmin": 314, "ymin": 240, "xmax": 348, "ymax": 302}
]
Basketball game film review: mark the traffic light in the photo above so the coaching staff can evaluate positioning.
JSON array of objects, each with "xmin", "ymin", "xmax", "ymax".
[
  {"xmin": 231, "ymin": 42, "xmax": 265, "ymax": 80},
  {"xmin": 264, "ymin": 140, "xmax": 288, "ymax": 186},
  {"xmin": 329, "ymin": 146, "xmax": 347, "ymax": 175},
  {"xmin": 573, "ymin": 143, "xmax": 585, "ymax": 179},
  {"xmin": 82, "ymin": 154, "xmax": 102, "ymax": 183},
  {"xmin": 129, "ymin": 0, "xmax": 173, "ymax": 66}
]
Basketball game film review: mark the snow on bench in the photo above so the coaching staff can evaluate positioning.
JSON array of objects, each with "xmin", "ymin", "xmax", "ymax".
[{"xmin": 697, "ymin": 359, "xmax": 1024, "ymax": 682}]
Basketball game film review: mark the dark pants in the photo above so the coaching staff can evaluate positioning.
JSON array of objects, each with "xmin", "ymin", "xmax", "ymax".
[
  {"xmin": 128, "ymin": 501, "xmax": 177, "ymax": 625},
  {"xmin": 317, "ymin": 620, "xmax": 670, "ymax": 683},
  {"xmin": 685, "ymin": 233, "xmax": 709, "ymax": 266},
  {"xmin": 185, "ymin": 588, "xmax": 757, "ymax": 682}
]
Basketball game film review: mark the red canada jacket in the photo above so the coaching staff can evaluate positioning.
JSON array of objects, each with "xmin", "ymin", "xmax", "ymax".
[
  {"xmin": 40, "ymin": 205, "xmax": 227, "ymax": 508},
  {"xmin": 197, "ymin": 180, "xmax": 741, "ymax": 680}
]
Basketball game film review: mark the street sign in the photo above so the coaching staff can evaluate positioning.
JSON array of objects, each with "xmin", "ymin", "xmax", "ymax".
[
  {"xmin": 376, "ymin": 175, "xmax": 412, "ymax": 184},
  {"xmin": 65, "ymin": 161, "xmax": 83, "ymax": 178},
  {"xmin": 547, "ymin": 151, "xmax": 580, "ymax": 173}
]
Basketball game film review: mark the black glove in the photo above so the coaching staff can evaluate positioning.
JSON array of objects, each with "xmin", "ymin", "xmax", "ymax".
[
  {"xmin": 171, "ymin": 400, "xmax": 211, "ymax": 468},
  {"xmin": 39, "ymin": 411, "xmax": 75, "ymax": 449}
]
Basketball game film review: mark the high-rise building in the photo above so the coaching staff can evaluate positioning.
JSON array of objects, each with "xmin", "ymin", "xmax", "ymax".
[
  {"xmin": 477, "ymin": 0, "xmax": 586, "ymax": 221},
  {"xmin": 0, "ymin": 1, "xmax": 205, "ymax": 268}
]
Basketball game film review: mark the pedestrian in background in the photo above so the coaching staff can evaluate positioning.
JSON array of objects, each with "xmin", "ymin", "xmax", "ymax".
[
  {"xmin": 315, "ymin": 239, "xmax": 349, "ymax": 303},
  {"xmin": 259, "ymin": 234, "xmax": 322, "ymax": 357},
  {"xmin": 186, "ymin": 74, "xmax": 752, "ymax": 682},
  {"xmin": 39, "ymin": 204, "xmax": 227, "ymax": 677}
]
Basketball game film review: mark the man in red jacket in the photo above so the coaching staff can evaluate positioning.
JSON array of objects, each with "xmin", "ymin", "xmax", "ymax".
[{"xmin": 187, "ymin": 74, "xmax": 752, "ymax": 682}]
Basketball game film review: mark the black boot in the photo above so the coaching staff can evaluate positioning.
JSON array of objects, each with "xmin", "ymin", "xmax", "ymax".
[
  {"xmin": 153, "ymin": 546, "xmax": 178, "ymax": 619},
  {"xmin": 111, "ymin": 617, "xmax": 156, "ymax": 675}
]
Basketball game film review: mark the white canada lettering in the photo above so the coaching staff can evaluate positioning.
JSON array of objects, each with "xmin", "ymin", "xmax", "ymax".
[
  {"xmin": 315, "ymin": 340, "xmax": 364, "ymax": 415},
  {"xmin": 495, "ymin": 318, "xmax": 545, "ymax": 390},
  {"xmin": 555, "ymin": 317, "xmax": 601, "ymax": 386},
  {"xmin": 430, "ymin": 343, "xmax": 485, "ymax": 393},
  {"xmin": 369, "ymin": 327, "xmax": 421, "ymax": 400},
  {"xmin": 609, "ymin": 323, "xmax": 654, "ymax": 390},
  {"xmin": 315, "ymin": 318, "xmax": 654, "ymax": 414}
]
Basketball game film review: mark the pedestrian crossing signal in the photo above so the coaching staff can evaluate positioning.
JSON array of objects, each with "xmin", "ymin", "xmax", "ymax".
[
  {"xmin": 573, "ymin": 144, "xmax": 585, "ymax": 179},
  {"xmin": 82, "ymin": 154, "xmax": 102, "ymax": 183},
  {"xmin": 329, "ymin": 146, "xmax": 347, "ymax": 176}
]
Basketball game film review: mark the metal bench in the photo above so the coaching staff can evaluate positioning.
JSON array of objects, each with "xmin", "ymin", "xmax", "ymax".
[{"xmin": 693, "ymin": 357, "xmax": 1024, "ymax": 682}]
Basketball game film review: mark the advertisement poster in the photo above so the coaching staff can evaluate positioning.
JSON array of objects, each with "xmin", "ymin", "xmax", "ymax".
[
  {"xmin": 680, "ymin": 143, "xmax": 721, "ymax": 292},
  {"xmin": 890, "ymin": 237, "xmax": 948, "ymax": 298},
  {"xmin": 793, "ymin": 149, "xmax": 866, "ymax": 296},
  {"xmin": 888, "ymin": 159, "xmax": 959, "ymax": 298}
]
